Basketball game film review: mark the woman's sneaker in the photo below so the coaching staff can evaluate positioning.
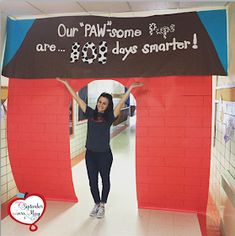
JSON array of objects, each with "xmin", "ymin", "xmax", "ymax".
[
  {"xmin": 96, "ymin": 205, "xmax": 105, "ymax": 219},
  {"xmin": 89, "ymin": 204, "xmax": 100, "ymax": 217}
]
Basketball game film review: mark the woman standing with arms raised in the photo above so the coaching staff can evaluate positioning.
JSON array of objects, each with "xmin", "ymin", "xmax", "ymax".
[{"xmin": 57, "ymin": 78, "xmax": 143, "ymax": 219}]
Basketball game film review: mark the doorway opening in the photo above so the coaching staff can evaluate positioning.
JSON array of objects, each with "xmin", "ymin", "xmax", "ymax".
[{"xmin": 69, "ymin": 79, "xmax": 138, "ymax": 207}]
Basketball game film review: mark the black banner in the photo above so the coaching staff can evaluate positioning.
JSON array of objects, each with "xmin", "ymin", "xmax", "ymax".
[{"xmin": 2, "ymin": 11, "xmax": 227, "ymax": 78}]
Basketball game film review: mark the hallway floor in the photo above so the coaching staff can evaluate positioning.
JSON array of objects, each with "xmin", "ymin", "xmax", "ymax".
[{"xmin": 1, "ymin": 123, "xmax": 202, "ymax": 236}]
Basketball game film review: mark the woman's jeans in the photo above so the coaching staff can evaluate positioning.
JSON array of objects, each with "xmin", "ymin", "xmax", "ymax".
[{"xmin": 85, "ymin": 149, "xmax": 113, "ymax": 204}]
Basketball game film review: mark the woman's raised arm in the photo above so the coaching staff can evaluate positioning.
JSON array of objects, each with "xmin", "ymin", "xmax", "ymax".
[
  {"xmin": 114, "ymin": 82, "xmax": 143, "ymax": 118},
  {"xmin": 56, "ymin": 78, "xmax": 87, "ymax": 113}
]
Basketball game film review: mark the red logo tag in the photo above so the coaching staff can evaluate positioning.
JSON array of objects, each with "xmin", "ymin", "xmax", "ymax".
[{"xmin": 8, "ymin": 193, "xmax": 46, "ymax": 232}]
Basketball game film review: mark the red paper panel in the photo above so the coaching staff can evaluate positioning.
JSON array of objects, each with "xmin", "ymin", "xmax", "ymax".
[
  {"xmin": 7, "ymin": 76, "xmax": 211, "ymax": 212},
  {"xmin": 135, "ymin": 76, "xmax": 212, "ymax": 213}
]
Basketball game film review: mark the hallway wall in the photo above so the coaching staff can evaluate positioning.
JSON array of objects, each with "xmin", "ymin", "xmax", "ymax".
[
  {"xmin": 0, "ymin": 108, "xmax": 18, "ymax": 204},
  {"xmin": 0, "ymin": 12, "xmax": 18, "ymax": 205},
  {"xmin": 69, "ymin": 100, "xmax": 87, "ymax": 159},
  {"xmin": 209, "ymin": 3, "xmax": 235, "ymax": 236}
]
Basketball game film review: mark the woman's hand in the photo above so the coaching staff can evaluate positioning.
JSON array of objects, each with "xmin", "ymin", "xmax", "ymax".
[
  {"xmin": 56, "ymin": 78, "xmax": 69, "ymax": 85},
  {"xmin": 130, "ymin": 82, "xmax": 144, "ymax": 89}
]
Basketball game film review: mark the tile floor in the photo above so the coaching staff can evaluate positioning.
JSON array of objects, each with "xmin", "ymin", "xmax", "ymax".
[{"xmin": 1, "ymin": 120, "xmax": 202, "ymax": 236}]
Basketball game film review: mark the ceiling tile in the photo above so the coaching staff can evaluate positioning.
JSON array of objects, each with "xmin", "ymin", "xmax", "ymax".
[
  {"xmin": 79, "ymin": 1, "xmax": 130, "ymax": 13},
  {"xmin": 0, "ymin": 0, "xmax": 41, "ymax": 16},
  {"xmin": 28, "ymin": 0, "xmax": 85, "ymax": 14},
  {"xmin": 179, "ymin": 1, "xmax": 227, "ymax": 9},
  {"xmin": 0, "ymin": 0, "xmax": 228, "ymax": 18},
  {"xmin": 129, "ymin": 2, "xmax": 180, "ymax": 12}
]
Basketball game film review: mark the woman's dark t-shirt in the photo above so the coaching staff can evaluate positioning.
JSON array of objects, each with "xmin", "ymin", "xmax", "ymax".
[{"xmin": 84, "ymin": 106, "xmax": 116, "ymax": 152}]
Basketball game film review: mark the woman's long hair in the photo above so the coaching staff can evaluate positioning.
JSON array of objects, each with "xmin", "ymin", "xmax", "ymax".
[{"xmin": 94, "ymin": 92, "xmax": 114, "ymax": 122}]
